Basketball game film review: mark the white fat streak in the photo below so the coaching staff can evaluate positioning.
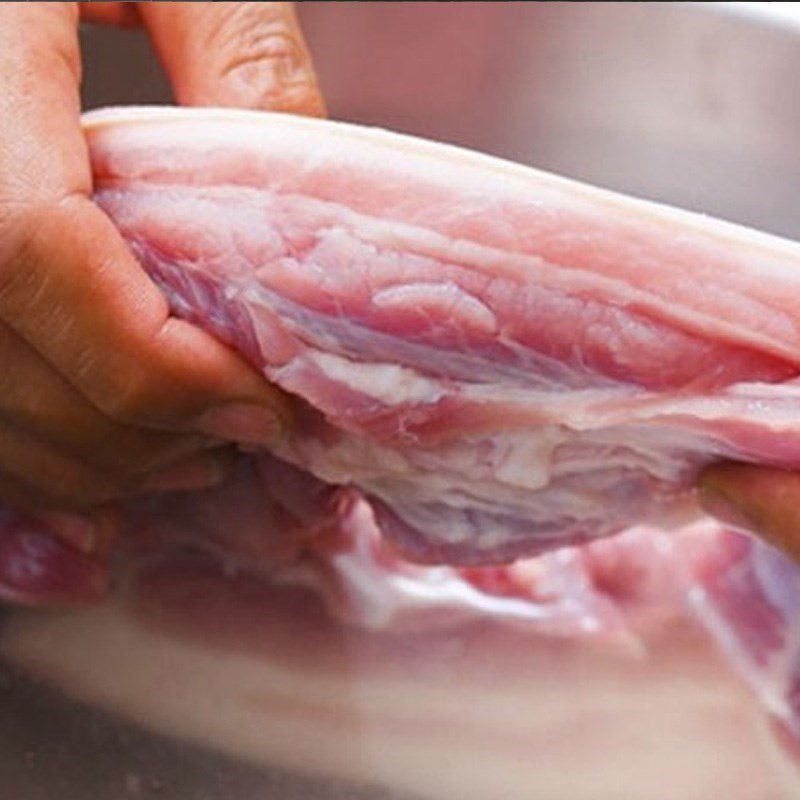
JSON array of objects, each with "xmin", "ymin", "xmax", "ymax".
[
  {"xmin": 331, "ymin": 503, "xmax": 590, "ymax": 631},
  {"xmin": 489, "ymin": 429, "xmax": 566, "ymax": 489},
  {"xmin": 330, "ymin": 552, "xmax": 559, "ymax": 629},
  {"xmin": 308, "ymin": 350, "xmax": 447, "ymax": 405}
]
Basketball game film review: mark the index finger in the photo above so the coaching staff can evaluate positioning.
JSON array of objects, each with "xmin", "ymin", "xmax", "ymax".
[{"xmin": 138, "ymin": 1, "xmax": 325, "ymax": 115}]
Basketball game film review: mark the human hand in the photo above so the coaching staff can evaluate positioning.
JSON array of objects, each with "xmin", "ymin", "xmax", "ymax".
[
  {"xmin": 699, "ymin": 463, "xmax": 800, "ymax": 561},
  {"xmin": 0, "ymin": 3, "xmax": 321, "ymax": 553},
  {"xmin": 83, "ymin": 2, "xmax": 325, "ymax": 115}
]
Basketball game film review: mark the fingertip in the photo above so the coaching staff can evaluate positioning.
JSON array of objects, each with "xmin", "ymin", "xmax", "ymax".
[
  {"xmin": 193, "ymin": 401, "xmax": 287, "ymax": 448},
  {"xmin": 699, "ymin": 463, "xmax": 800, "ymax": 561}
]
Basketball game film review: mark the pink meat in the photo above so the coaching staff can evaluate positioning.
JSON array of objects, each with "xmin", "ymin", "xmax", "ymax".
[
  {"xmin": 83, "ymin": 105, "xmax": 800, "ymax": 566},
  {"xmin": 0, "ymin": 510, "xmax": 108, "ymax": 605},
  {"xmin": 2, "ymin": 106, "xmax": 800, "ymax": 750},
  {"xmin": 125, "ymin": 456, "xmax": 656, "ymax": 642}
]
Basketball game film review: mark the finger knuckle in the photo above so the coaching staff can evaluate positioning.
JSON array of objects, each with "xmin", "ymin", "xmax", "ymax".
[{"xmin": 208, "ymin": 6, "xmax": 313, "ymax": 106}]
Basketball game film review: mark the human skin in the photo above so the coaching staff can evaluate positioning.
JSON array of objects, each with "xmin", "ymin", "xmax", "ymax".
[
  {"xmin": 0, "ymin": 2, "xmax": 323, "ymax": 542},
  {"xmin": 700, "ymin": 464, "xmax": 800, "ymax": 562}
]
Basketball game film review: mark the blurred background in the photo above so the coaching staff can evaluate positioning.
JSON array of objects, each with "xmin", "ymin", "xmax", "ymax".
[{"xmin": 81, "ymin": 1, "xmax": 800, "ymax": 238}]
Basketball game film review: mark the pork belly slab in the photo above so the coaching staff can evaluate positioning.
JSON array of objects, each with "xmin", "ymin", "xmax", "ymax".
[
  {"xmin": 85, "ymin": 105, "xmax": 800, "ymax": 566},
  {"xmin": 4, "ymin": 107, "xmax": 800, "ymax": 776}
]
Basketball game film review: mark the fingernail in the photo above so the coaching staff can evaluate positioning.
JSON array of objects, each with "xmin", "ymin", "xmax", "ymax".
[
  {"xmin": 36, "ymin": 511, "xmax": 96, "ymax": 554},
  {"xmin": 194, "ymin": 402, "xmax": 285, "ymax": 447},
  {"xmin": 698, "ymin": 486, "xmax": 760, "ymax": 534},
  {"xmin": 143, "ymin": 456, "xmax": 230, "ymax": 492}
]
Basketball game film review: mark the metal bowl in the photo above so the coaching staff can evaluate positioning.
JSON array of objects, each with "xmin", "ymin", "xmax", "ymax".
[{"xmin": 3, "ymin": 4, "xmax": 800, "ymax": 799}]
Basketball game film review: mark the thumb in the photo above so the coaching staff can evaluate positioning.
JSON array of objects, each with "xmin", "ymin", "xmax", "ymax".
[
  {"xmin": 138, "ymin": 1, "xmax": 325, "ymax": 116},
  {"xmin": 699, "ymin": 462, "xmax": 800, "ymax": 561}
]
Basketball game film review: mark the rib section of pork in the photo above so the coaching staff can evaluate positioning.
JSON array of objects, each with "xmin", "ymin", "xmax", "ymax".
[{"xmin": 85, "ymin": 105, "xmax": 800, "ymax": 565}]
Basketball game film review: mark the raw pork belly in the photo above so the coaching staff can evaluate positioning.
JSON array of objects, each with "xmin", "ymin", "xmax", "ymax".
[
  {"xmin": 80, "ymin": 107, "xmax": 800, "ymax": 743},
  {"xmin": 85, "ymin": 106, "xmax": 800, "ymax": 565},
  {"xmin": 4, "ymin": 106, "xmax": 800, "ymax": 750}
]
